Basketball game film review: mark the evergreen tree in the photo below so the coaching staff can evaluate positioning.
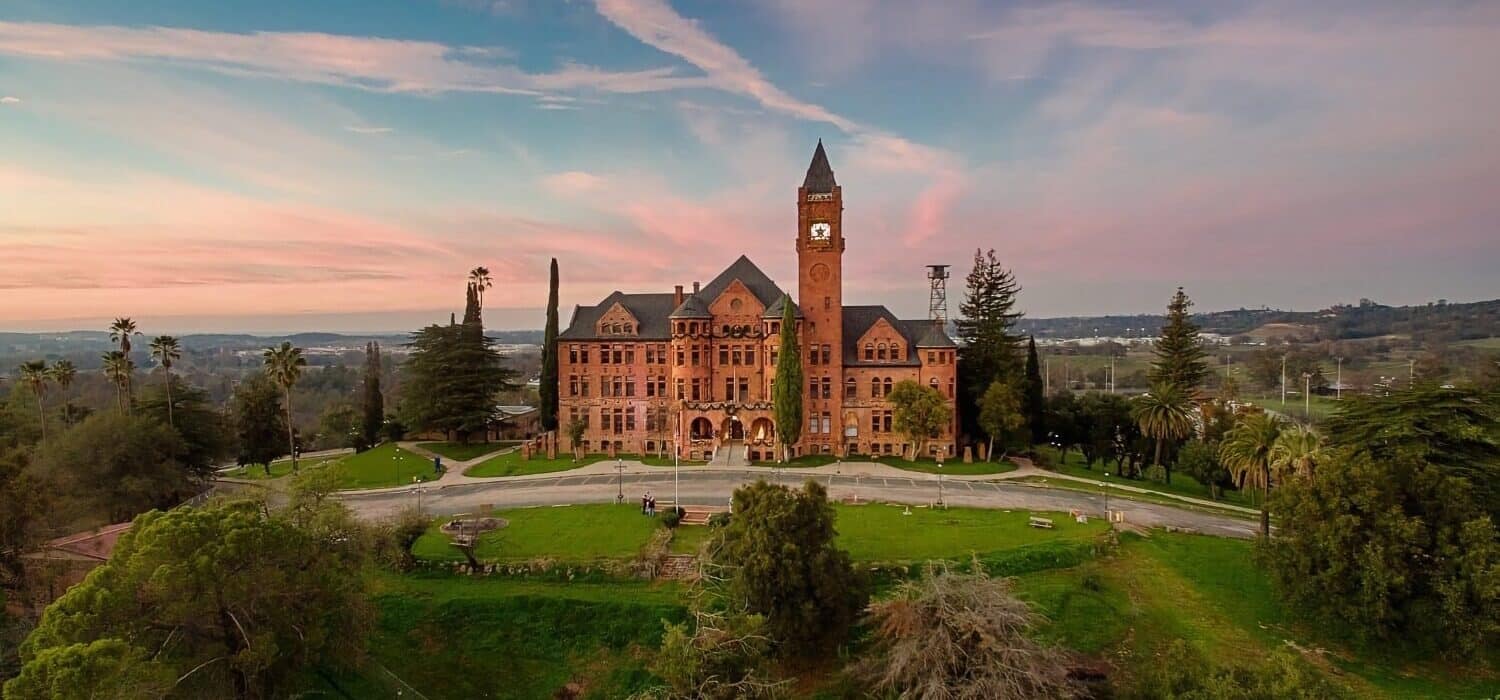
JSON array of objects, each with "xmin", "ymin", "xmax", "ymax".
[
  {"xmin": 462, "ymin": 281, "xmax": 480, "ymax": 325},
  {"xmin": 772, "ymin": 296, "xmax": 803, "ymax": 462},
  {"xmin": 400, "ymin": 304, "xmax": 516, "ymax": 442},
  {"xmin": 361, "ymin": 341, "xmax": 384, "ymax": 449},
  {"xmin": 955, "ymin": 249, "xmax": 1025, "ymax": 442},
  {"xmin": 1149, "ymin": 287, "xmax": 1209, "ymax": 390},
  {"xmin": 233, "ymin": 372, "xmax": 289, "ymax": 473},
  {"xmin": 1023, "ymin": 337, "xmax": 1045, "ymax": 444},
  {"xmin": 539, "ymin": 258, "xmax": 560, "ymax": 432}
]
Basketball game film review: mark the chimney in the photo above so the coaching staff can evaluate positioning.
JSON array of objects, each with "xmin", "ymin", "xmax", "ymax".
[
  {"xmin": 674, "ymin": 285, "xmax": 684, "ymax": 306},
  {"xmin": 692, "ymin": 281, "xmax": 700, "ymax": 294}
]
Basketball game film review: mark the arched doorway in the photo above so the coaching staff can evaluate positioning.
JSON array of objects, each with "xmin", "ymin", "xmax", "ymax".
[
  {"xmin": 689, "ymin": 417, "xmax": 713, "ymax": 440},
  {"xmin": 723, "ymin": 416, "xmax": 745, "ymax": 440},
  {"xmin": 749, "ymin": 417, "xmax": 773, "ymax": 443}
]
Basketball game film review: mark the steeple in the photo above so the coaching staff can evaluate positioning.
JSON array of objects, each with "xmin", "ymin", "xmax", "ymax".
[{"xmin": 802, "ymin": 139, "xmax": 837, "ymax": 193}]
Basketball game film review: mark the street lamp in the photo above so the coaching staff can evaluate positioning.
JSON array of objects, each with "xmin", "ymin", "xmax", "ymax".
[
  {"xmin": 615, "ymin": 458, "xmax": 625, "ymax": 505},
  {"xmin": 1102, "ymin": 471, "xmax": 1111, "ymax": 527},
  {"xmin": 411, "ymin": 475, "xmax": 422, "ymax": 516}
]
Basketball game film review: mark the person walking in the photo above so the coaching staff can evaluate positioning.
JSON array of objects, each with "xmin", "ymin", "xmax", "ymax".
[
  {"xmin": 641, "ymin": 492, "xmax": 649, "ymax": 515},
  {"xmin": 647, "ymin": 492, "xmax": 656, "ymax": 516}
]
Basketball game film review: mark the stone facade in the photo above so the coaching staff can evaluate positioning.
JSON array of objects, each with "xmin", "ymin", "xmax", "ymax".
[{"xmin": 557, "ymin": 143, "xmax": 958, "ymax": 462}]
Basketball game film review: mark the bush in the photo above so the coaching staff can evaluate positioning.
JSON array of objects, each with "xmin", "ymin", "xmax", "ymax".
[
  {"xmin": 1126, "ymin": 639, "xmax": 1351, "ymax": 699},
  {"xmin": 707, "ymin": 512, "xmax": 731, "ymax": 528},
  {"xmin": 661, "ymin": 509, "xmax": 682, "ymax": 529}
]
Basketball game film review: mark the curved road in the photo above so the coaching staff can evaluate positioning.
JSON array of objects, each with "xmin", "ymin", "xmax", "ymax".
[{"xmin": 334, "ymin": 469, "xmax": 1258, "ymax": 539}]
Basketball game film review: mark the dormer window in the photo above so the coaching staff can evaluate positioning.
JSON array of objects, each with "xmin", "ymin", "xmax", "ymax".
[{"xmin": 877, "ymin": 343, "xmax": 887, "ymax": 361}]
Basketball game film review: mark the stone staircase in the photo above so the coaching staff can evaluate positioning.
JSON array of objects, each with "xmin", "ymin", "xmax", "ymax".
[
  {"xmin": 658, "ymin": 554, "xmax": 699, "ymax": 580},
  {"xmin": 680, "ymin": 505, "xmax": 728, "ymax": 526},
  {"xmin": 708, "ymin": 441, "xmax": 748, "ymax": 467}
]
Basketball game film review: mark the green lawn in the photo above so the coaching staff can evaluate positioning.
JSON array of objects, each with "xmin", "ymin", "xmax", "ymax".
[
  {"xmin": 413, "ymin": 504, "xmax": 668, "ymax": 563},
  {"xmin": 1039, "ymin": 446, "xmax": 1252, "ymax": 506},
  {"xmin": 1244, "ymin": 392, "xmax": 1343, "ymax": 424},
  {"xmin": 465, "ymin": 451, "xmax": 606, "ymax": 477},
  {"xmin": 668, "ymin": 525, "xmax": 712, "ymax": 555},
  {"xmin": 332, "ymin": 443, "xmax": 439, "ymax": 489},
  {"xmin": 875, "ymin": 455, "xmax": 1018, "ymax": 475},
  {"xmin": 1014, "ymin": 475, "xmax": 1257, "ymax": 520},
  {"xmin": 834, "ymin": 503, "xmax": 1105, "ymax": 562},
  {"xmin": 418, "ymin": 440, "xmax": 519, "ymax": 462},
  {"xmin": 219, "ymin": 453, "xmax": 342, "ymax": 480},
  {"xmin": 1013, "ymin": 532, "xmax": 1500, "ymax": 698}
]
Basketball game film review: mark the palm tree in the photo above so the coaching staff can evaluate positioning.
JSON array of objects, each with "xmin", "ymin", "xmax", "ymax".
[
  {"xmin": 47, "ymin": 360, "xmax": 77, "ymax": 426},
  {"xmin": 1270, "ymin": 424, "xmax": 1322, "ymax": 480},
  {"xmin": 1220, "ymin": 411, "xmax": 1284, "ymax": 537},
  {"xmin": 468, "ymin": 266, "xmax": 492, "ymax": 309},
  {"xmin": 108, "ymin": 317, "xmax": 141, "ymax": 406},
  {"xmin": 149, "ymin": 335, "xmax": 182, "ymax": 429},
  {"xmin": 101, "ymin": 351, "xmax": 131, "ymax": 412},
  {"xmin": 19, "ymin": 361, "xmax": 49, "ymax": 445},
  {"xmin": 264, "ymin": 342, "xmax": 307, "ymax": 471},
  {"xmin": 1131, "ymin": 381, "xmax": 1195, "ymax": 481}
]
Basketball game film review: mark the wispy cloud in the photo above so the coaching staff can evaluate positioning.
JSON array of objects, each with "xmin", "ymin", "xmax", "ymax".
[
  {"xmin": 344, "ymin": 125, "xmax": 394, "ymax": 134},
  {"xmin": 0, "ymin": 95, "xmax": 19, "ymax": 104}
]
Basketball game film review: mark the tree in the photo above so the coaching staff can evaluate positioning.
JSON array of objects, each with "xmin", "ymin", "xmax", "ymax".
[
  {"xmin": 956, "ymin": 250, "xmax": 1024, "ymax": 440},
  {"xmin": 45, "ymin": 360, "xmax": 76, "ymax": 427},
  {"xmin": 1023, "ymin": 337, "xmax": 1045, "ymax": 444},
  {"xmin": 860, "ymin": 563, "xmax": 1075, "ymax": 700},
  {"xmin": 263, "ymin": 342, "xmax": 307, "ymax": 471},
  {"xmin": 1220, "ymin": 411, "xmax": 1282, "ymax": 537},
  {"xmin": 1176, "ymin": 439, "xmax": 1228, "ymax": 500},
  {"xmin": 1043, "ymin": 390, "xmax": 1085, "ymax": 466},
  {"xmin": 539, "ymin": 258, "xmax": 560, "ymax": 432},
  {"xmin": 716, "ymin": 480, "xmax": 867, "ymax": 655},
  {"xmin": 34, "ymin": 412, "xmax": 189, "ymax": 522},
  {"xmin": 138, "ymin": 378, "xmax": 230, "ymax": 480},
  {"xmin": 977, "ymin": 380, "xmax": 1025, "ymax": 462},
  {"xmin": 399, "ymin": 322, "xmax": 516, "ymax": 442},
  {"xmin": 18, "ymin": 361, "xmax": 48, "ymax": 447},
  {"xmin": 361, "ymin": 341, "xmax": 384, "ymax": 450},
  {"xmin": 771, "ymin": 296, "xmax": 803, "ymax": 462},
  {"xmin": 147, "ymin": 335, "xmax": 181, "ymax": 429},
  {"xmin": 1269, "ymin": 424, "xmax": 1322, "ymax": 480},
  {"xmin": 100, "ymin": 350, "xmax": 131, "ymax": 412},
  {"xmin": 889, "ymin": 380, "xmax": 949, "ymax": 460},
  {"xmin": 0, "ymin": 448, "xmax": 49, "ymax": 591},
  {"xmin": 1324, "ymin": 385, "xmax": 1500, "ymax": 519},
  {"xmin": 566, "ymin": 417, "xmax": 587, "ymax": 459},
  {"xmin": 10, "ymin": 500, "xmax": 372, "ymax": 699},
  {"xmin": 318, "ymin": 402, "xmax": 363, "ymax": 451},
  {"xmin": 233, "ymin": 372, "xmax": 289, "ymax": 474},
  {"xmin": 3, "ymin": 638, "xmax": 175, "ymax": 700},
  {"xmin": 1078, "ymin": 392, "xmax": 1134, "ymax": 470},
  {"xmin": 1149, "ymin": 287, "xmax": 1209, "ymax": 390},
  {"xmin": 107, "ymin": 317, "xmax": 140, "ymax": 406},
  {"xmin": 468, "ymin": 266, "xmax": 493, "ymax": 309},
  {"xmin": 1262, "ymin": 450, "xmax": 1500, "ymax": 653},
  {"xmin": 1132, "ymin": 382, "xmax": 1195, "ymax": 483}
]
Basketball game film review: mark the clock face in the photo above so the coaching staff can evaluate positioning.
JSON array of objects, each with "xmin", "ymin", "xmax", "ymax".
[{"xmin": 809, "ymin": 222, "xmax": 832, "ymax": 241}]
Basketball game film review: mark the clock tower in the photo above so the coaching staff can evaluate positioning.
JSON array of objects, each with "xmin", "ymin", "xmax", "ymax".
[{"xmin": 796, "ymin": 139, "xmax": 844, "ymax": 454}]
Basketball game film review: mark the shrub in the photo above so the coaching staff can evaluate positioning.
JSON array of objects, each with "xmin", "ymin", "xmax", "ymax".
[
  {"xmin": 707, "ymin": 512, "xmax": 731, "ymax": 528},
  {"xmin": 661, "ymin": 509, "xmax": 682, "ymax": 528},
  {"xmin": 1125, "ymin": 639, "xmax": 1351, "ymax": 699}
]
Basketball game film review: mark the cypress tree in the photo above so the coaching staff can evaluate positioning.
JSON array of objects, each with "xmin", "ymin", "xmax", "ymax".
[
  {"xmin": 539, "ymin": 258, "xmax": 560, "ymax": 432},
  {"xmin": 1023, "ymin": 336, "xmax": 1045, "ymax": 444},
  {"xmin": 1149, "ymin": 287, "xmax": 1209, "ymax": 391},
  {"xmin": 772, "ymin": 296, "xmax": 803, "ymax": 462},
  {"xmin": 462, "ymin": 282, "xmax": 480, "ymax": 326},
  {"xmin": 361, "ymin": 341, "xmax": 383, "ymax": 449},
  {"xmin": 954, "ymin": 249, "xmax": 1025, "ymax": 441}
]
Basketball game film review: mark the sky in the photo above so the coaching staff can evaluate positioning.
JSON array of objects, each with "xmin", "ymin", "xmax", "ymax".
[{"xmin": 1, "ymin": 0, "xmax": 1497, "ymax": 333}]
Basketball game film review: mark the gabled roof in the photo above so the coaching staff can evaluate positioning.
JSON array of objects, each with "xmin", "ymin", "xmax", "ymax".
[
  {"xmin": 802, "ymin": 140, "xmax": 837, "ymax": 193},
  {"xmin": 558, "ymin": 291, "xmax": 677, "ymax": 340},
  {"xmin": 669, "ymin": 294, "xmax": 712, "ymax": 318},
  {"xmin": 697, "ymin": 255, "xmax": 788, "ymax": 308},
  {"xmin": 910, "ymin": 321, "xmax": 957, "ymax": 348},
  {"xmin": 841, "ymin": 306, "xmax": 920, "ymax": 366},
  {"xmin": 763, "ymin": 295, "xmax": 803, "ymax": 319}
]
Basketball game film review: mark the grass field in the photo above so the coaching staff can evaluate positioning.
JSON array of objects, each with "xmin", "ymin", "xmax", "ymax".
[
  {"xmin": 418, "ymin": 440, "xmax": 519, "ymax": 462},
  {"xmin": 1243, "ymin": 392, "xmax": 1344, "ymax": 423},
  {"xmin": 874, "ymin": 455, "xmax": 1018, "ymax": 475},
  {"xmin": 465, "ymin": 451, "xmax": 607, "ymax": 477},
  {"xmin": 331, "ymin": 443, "xmax": 439, "ymax": 489},
  {"xmin": 1039, "ymin": 446, "xmax": 1252, "ymax": 506},
  {"xmin": 1014, "ymin": 475, "xmax": 1256, "ymax": 520},
  {"xmin": 414, "ymin": 503, "xmax": 1104, "ymax": 566},
  {"xmin": 1014, "ymin": 533, "xmax": 1500, "ymax": 698},
  {"xmin": 220, "ymin": 453, "xmax": 342, "ymax": 479}
]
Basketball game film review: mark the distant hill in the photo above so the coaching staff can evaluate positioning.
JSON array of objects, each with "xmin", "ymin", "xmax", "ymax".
[{"xmin": 1016, "ymin": 298, "xmax": 1500, "ymax": 343}]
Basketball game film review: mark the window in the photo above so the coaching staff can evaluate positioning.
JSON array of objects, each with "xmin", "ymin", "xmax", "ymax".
[
  {"xmin": 676, "ymin": 378, "xmax": 685, "ymax": 400},
  {"xmin": 624, "ymin": 346, "xmax": 635, "ymax": 364},
  {"xmin": 612, "ymin": 346, "xmax": 623, "ymax": 364},
  {"xmin": 871, "ymin": 413, "xmax": 880, "ymax": 433},
  {"xmin": 688, "ymin": 322, "xmax": 697, "ymax": 335},
  {"xmin": 929, "ymin": 377, "xmax": 939, "ymax": 391},
  {"xmin": 891, "ymin": 344, "xmax": 902, "ymax": 359},
  {"xmin": 820, "ymin": 377, "xmax": 832, "ymax": 399},
  {"xmin": 770, "ymin": 349, "xmax": 778, "ymax": 366},
  {"xmin": 927, "ymin": 351, "xmax": 936, "ymax": 363},
  {"xmin": 808, "ymin": 347, "xmax": 819, "ymax": 365},
  {"xmin": 646, "ymin": 376, "xmax": 656, "ymax": 397},
  {"xmin": 947, "ymin": 378, "xmax": 954, "ymax": 398},
  {"xmin": 580, "ymin": 378, "xmax": 590, "ymax": 398},
  {"xmin": 645, "ymin": 346, "xmax": 656, "ymax": 365},
  {"xmin": 691, "ymin": 346, "xmax": 700, "ymax": 366},
  {"xmin": 676, "ymin": 347, "xmax": 685, "ymax": 366},
  {"xmin": 738, "ymin": 378, "xmax": 750, "ymax": 401},
  {"xmin": 625, "ymin": 409, "xmax": 636, "ymax": 431},
  {"xmin": 877, "ymin": 343, "xmax": 887, "ymax": 361},
  {"xmin": 864, "ymin": 344, "xmax": 874, "ymax": 361},
  {"xmin": 625, "ymin": 378, "xmax": 636, "ymax": 397},
  {"xmin": 871, "ymin": 377, "xmax": 881, "ymax": 398},
  {"xmin": 821, "ymin": 412, "xmax": 831, "ymax": 435},
  {"xmin": 745, "ymin": 347, "xmax": 756, "ymax": 365},
  {"xmin": 809, "ymin": 415, "xmax": 820, "ymax": 434},
  {"xmin": 821, "ymin": 344, "xmax": 831, "ymax": 365},
  {"xmin": 578, "ymin": 345, "xmax": 588, "ymax": 364},
  {"xmin": 599, "ymin": 346, "xmax": 609, "ymax": 364},
  {"xmin": 731, "ymin": 346, "xmax": 742, "ymax": 365},
  {"xmin": 690, "ymin": 379, "xmax": 702, "ymax": 401},
  {"xmin": 883, "ymin": 377, "xmax": 893, "ymax": 397},
  {"xmin": 882, "ymin": 411, "xmax": 893, "ymax": 432},
  {"xmin": 845, "ymin": 377, "xmax": 856, "ymax": 399},
  {"xmin": 725, "ymin": 378, "xmax": 736, "ymax": 401},
  {"xmin": 569, "ymin": 346, "xmax": 579, "ymax": 363},
  {"xmin": 568, "ymin": 376, "xmax": 579, "ymax": 397}
]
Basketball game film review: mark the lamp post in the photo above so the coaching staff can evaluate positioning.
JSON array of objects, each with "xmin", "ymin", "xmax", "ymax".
[
  {"xmin": 615, "ymin": 458, "xmax": 624, "ymax": 505},
  {"xmin": 411, "ymin": 475, "xmax": 422, "ymax": 516},
  {"xmin": 1102, "ymin": 471, "xmax": 1111, "ymax": 527}
]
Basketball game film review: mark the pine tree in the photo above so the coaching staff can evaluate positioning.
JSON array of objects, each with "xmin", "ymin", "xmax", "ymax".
[
  {"xmin": 955, "ymin": 249, "xmax": 1025, "ymax": 442},
  {"xmin": 772, "ymin": 296, "xmax": 803, "ymax": 462},
  {"xmin": 1023, "ymin": 337, "xmax": 1045, "ymax": 444},
  {"xmin": 1149, "ymin": 287, "xmax": 1209, "ymax": 390},
  {"xmin": 539, "ymin": 258, "xmax": 560, "ymax": 432},
  {"xmin": 361, "ymin": 341, "xmax": 384, "ymax": 449}
]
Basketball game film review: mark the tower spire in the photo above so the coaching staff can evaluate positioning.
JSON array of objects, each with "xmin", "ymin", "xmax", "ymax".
[{"xmin": 802, "ymin": 139, "xmax": 837, "ymax": 193}]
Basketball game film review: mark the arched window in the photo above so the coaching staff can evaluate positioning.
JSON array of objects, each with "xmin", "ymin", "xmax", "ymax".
[
  {"xmin": 844, "ymin": 377, "xmax": 857, "ymax": 399},
  {"xmin": 883, "ymin": 377, "xmax": 893, "ymax": 396},
  {"xmin": 871, "ymin": 377, "xmax": 881, "ymax": 398},
  {"xmin": 864, "ymin": 343, "xmax": 874, "ymax": 361},
  {"xmin": 877, "ymin": 343, "xmax": 887, "ymax": 361},
  {"xmin": 929, "ymin": 377, "xmax": 940, "ymax": 391},
  {"xmin": 690, "ymin": 417, "xmax": 713, "ymax": 440}
]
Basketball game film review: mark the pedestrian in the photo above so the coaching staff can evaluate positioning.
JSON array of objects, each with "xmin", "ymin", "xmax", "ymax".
[
  {"xmin": 641, "ymin": 492, "xmax": 648, "ymax": 515},
  {"xmin": 647, "ymin": 493, "xmax": 656, "ymax": 516}
]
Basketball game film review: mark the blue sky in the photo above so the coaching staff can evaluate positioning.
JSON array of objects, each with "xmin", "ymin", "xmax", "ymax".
[{"xmin": 1, "ymin": 0, "xmax": 1497, "ymax": 332}]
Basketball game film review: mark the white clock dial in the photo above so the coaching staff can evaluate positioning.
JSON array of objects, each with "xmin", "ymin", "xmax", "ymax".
[{"xmin": 810, "ymin": 222, "xmax": 832, "ymax": 240}]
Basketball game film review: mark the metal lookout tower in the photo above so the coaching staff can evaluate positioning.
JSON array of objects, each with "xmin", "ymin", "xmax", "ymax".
[{"xmin": 927, "ymin": 264, "xmax": 950, "ymax": 325}]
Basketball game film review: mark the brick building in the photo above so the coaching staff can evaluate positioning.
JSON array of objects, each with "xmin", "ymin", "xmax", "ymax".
[{"xmin": 557, "ymin": 142, "xmax": 958, "ymax": 462}]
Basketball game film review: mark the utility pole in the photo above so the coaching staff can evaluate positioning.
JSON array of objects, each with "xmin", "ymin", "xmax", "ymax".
[
  {"xmin": 1336, "ymin": 357, "xmax": 1343, "ymax": 400},
  {"xmin": 1303, "ymin": 372, "xmax": 1312, "ymax": 422},
  {"xmin": 1109, "ymin": 354, "xmax": 1116, "ymax": 394},
  {"xmin": 1044, "ymin": 357, "xmax": 1051, "ymax": 396},
  {"xmin": 1280, "ymin": 353, "xmax": 1287, "ymax": 406}
]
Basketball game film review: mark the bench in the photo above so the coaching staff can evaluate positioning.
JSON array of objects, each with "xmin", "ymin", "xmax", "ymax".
[{"xmin": 1028, "ymin": 516, "xmax": 1055, "ymax": 529}]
